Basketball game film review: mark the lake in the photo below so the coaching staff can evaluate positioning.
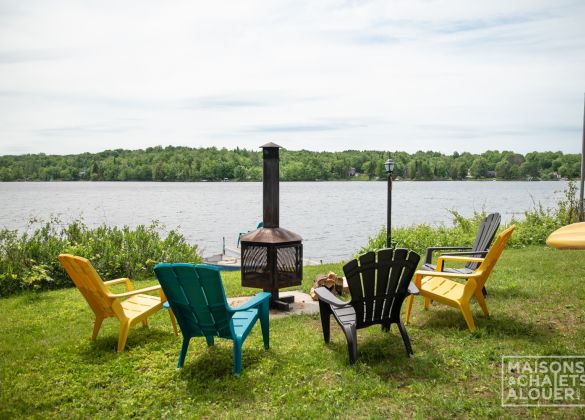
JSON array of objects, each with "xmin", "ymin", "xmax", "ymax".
[{"xmin": 0, "ymin": 181, "xmax": 568, "ymax": 262}]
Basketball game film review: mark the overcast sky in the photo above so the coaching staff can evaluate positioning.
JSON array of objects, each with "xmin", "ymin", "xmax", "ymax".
[{"xmin": 0, "ymin": 1, "xmax": 584, "ymax": 156}]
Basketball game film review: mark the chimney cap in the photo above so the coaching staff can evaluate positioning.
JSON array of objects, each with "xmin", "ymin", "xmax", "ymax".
[{"xmin": 261, "ymin": 142, "xmax": 282, "ymax": 149}]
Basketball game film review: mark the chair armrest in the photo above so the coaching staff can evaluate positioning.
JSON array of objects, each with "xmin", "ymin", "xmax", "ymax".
[
  {"xmin": 109, "ymin": 285, "xmax": 162, "ymax": 298},
  {"xmin": 407, "ymin": 282, "xmax": 419, "ymax": 295},
  {"xmin": 229, "ymin": 292, "xmax": 271, "ymax": 312},
  {"xmin": 415, "ymin": 269, "xmax": 482, "ymax": 280},
  {"xmin": 424, "ymin": 246, "xmax": 472, "ymax": 264},
  {"xmin": 104, "ymin": 278, "xmax": 131, "ymax": 285},
  {"xmin": 314, "ymin": 287, "xmax": 349, "ymax": 307},
  {"xmin": 103, "ymin": 277, "xmax": 134, "ymax": 291},
  {"xmin": 436, "ymin": 255, "xmax": 484, "ymax": 271},
  {"xmin": 440, "ymin": 250, "xmax": 488, "ymax": 257}
]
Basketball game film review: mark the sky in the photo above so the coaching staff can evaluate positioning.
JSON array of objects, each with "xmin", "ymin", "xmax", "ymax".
[{"xmin": 0, "ymin": 0, "xmax": 584, "ymax": 156}]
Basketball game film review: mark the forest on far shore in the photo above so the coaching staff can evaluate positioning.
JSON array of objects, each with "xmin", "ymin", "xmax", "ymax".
[{"xmin": 0, "ymin": 146, "xmax": 580, "ymax": 182}]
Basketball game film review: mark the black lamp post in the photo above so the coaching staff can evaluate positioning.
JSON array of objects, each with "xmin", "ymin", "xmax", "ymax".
[{"xmin": 384, "ymin": 158, "xmax": 395, "ymax": 248}]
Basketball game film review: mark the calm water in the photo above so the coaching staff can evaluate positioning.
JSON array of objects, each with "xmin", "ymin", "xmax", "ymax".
[{"xmin": 0, "ymin": 181, "xmax": 567, "ymax": 262}]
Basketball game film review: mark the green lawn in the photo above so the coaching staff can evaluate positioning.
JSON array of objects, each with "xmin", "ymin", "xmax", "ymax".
[{"xmin": 1, "ymin": 247, "xmax": 584, "ymax": 418}]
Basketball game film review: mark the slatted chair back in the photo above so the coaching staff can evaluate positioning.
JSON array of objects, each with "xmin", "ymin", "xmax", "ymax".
[
  {"xmin": 58, "ymin": 254, "xmax": 116, "ymax": 318},
  {"xmin": 343, "ymin": 248, "xmax": 420, "ymax": 328},
  {"xmin": 154, "ymin": 264, "xmax": 234, "ymax": 340},
  {"xmin": 466, "ymin": 213, "xmax": 501, "ymax": 270},
  {"xmin": 471, "ymin": 225, "xmax": 515, "ymax": 291}
]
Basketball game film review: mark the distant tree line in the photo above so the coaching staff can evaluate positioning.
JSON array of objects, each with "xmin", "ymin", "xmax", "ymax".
[{"xmin": 0, "ymin": 146, "xmax": 581, "ymax": 182}]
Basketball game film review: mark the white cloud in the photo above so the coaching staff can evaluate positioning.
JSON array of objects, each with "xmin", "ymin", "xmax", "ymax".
[{"xmin": 0, "ymin": 0, "xmax": 584, "ymax": 155}]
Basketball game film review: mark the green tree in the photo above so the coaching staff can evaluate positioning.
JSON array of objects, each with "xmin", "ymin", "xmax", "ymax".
[
  {"xmin": 470, "ymin": 158, "xmax": 487, "ymax": 178},
  {"xmin": 495, "ymin": 159, "xmax": 511, "ymax": 179},
  {"xmin": 233, "ymin": 165, "xmax": 247, "ymax": 180}
]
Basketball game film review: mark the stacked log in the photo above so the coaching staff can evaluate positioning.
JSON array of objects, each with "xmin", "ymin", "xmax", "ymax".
[{"xmin": 309, "ymin": 271, "xmax": 348, "ymax": 301}]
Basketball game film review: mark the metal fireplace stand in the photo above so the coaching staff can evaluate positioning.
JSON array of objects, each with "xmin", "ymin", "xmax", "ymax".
[{"xmin": 240, "ymin": 143, "xmax": 303, "ymax": 311}]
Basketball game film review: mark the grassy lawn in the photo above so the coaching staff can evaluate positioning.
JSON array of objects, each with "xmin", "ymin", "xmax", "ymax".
[{"xmin": 1, "ymin": 247, "xmax": 584, "ymax": 418}]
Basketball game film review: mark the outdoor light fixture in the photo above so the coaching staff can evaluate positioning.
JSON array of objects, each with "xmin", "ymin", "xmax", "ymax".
[{"xmin": 385, "ymin": 158, "xmax": 394, "ymax": 248}]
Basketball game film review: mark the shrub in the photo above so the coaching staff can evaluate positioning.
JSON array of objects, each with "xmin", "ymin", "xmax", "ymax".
[
  {"xmin": 359, "ymin": 210, "xmax": 486, "ymax": 256},
  {"xmin": 360, "ymin": 181, "xmax": 580, "ymax": 255},
  {"xmin": 0, "ymin": 218, "xmax": 201, "ymax": 296}
]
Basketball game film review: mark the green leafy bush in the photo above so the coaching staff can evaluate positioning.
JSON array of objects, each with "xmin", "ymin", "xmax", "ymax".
[
  {"xmin": 360, "ymin": 181, "xmax": 580, "ymax": 255},
  {"xmin": 0, "ymin": 218, "xmax": 201, "ymax": 296},
  {"xmin": 359, "ymin": 210, "xmax": 486, "ymax": 256}
]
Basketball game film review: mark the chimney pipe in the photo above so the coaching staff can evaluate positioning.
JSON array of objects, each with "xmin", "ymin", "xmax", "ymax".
[{"xmin": 262, "ymin": 142, "xmax": 281, "ymax": 228}]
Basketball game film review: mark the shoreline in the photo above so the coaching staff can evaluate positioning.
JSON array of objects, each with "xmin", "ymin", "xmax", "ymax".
[{"xmin": 0, "ymin": 179, "xmax": 570, "ymax": 183}]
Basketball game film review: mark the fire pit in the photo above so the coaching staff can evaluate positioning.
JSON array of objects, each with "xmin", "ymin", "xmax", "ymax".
[{"xmin": 240, "ymin": 143, "xmax": 303, "ymax": 311}]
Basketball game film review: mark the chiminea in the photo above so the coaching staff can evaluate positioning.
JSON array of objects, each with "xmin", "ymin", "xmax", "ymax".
[{"xmin": 240, "ymin": 143, "xmax": 303, "ymax": 311}]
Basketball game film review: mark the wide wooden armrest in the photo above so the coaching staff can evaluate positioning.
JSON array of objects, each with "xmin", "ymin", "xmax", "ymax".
[
  {"xmin": 229, "ymin": 292, "xmax": 271, "ymax": 312},
  {"xmin": 109, "ymin": 285, "xmax": 162, "ymax": 298},
  {"xmin": 103, "ymin": 278, "xmax": 134, "ymax": 291},
  {"xmin": 314, "ymin": 287, "xmax": 349, "ymax": 307},
  {"xmin": 424, "ymin": 246, "xmax": 472, "ymax": 264},
  {"xmin": 415, "ymin": 269, "xmax": 482, "ymax": 279},
  {"xmin": 437, "ymin": 255, "xmax": 484, "ymax": 271}
]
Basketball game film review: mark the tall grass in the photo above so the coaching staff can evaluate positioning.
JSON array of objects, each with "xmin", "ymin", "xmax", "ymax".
[
  {"xmin": 0, "ymin": 218, "xmax": 201, "ymax": 296},
  {"xmin": 360, "ymin": 181, "xmax": 581, "ymax": 255}
]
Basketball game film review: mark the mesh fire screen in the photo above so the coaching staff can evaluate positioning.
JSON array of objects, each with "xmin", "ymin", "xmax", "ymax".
[{"xmin": 241, "ymin": 242, "xmax": 302, "ymax": 290}]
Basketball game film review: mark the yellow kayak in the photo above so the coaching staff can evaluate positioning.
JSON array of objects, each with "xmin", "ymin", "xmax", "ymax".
[{"xmin": 546, "ymin": 222, "xmax": 585, "ymax": 249}]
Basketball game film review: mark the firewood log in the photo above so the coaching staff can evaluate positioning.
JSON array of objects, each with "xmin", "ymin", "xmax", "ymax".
[{"xmin": 315, "ymin": 274, "xmax": 328, "ymax": 287}]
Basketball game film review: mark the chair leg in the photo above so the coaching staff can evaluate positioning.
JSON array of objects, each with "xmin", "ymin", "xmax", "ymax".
[
  {"xmin": 459, "ymin": 303, "xmax": 476, "ymax": 331},
  {"xmin": 405, "ymin": 295, "xmax": 414, "ymax": 325},
  {"xmin": 482, "ymin": 286, "xmax": 488, "ymax": 298},
  {"xmin": 318, "ymin": 300, "xmax": 331, "ymax": 343},
  {"xmin": 474, "ymin": 290, "xmax": 490, "ymax": 317},
  {"xmin": 168, "ymin": 309, "xmax": 179, "ymax": 336},
  {"xmin": 117, "ymin": 320, "xmax": 131, "ymax": 352},
  {"xmin": 177, "ymin": 337, "xmax": 190, "ymax": 369},
  {"xmin": 424, "ymin": 297, "xmax": 431, "ymax": 310},
  {"xmin": 141, "ymin": 319, "xmax": 149, "ymax": 327},
  {"xmin": 205, "ymin": 336, "xmax": 214, "ymax": 346},
  {"xmin": 260, "ymin": 300, "xmax": 270, "ymax": 350},
  {"xmin": 341, "ymin": 324, "xmax": 358, "ymax": 364},
  {"xmin": 233, "ymin": 339, "xmax": 243, "ymax": 376},
  {"xmin": 397, "ymin": 320, "xmax": 413, "ymax": 357},
  {"xmin": 91, "ymin": 316, "xmax": 104, "ymax": 340}
]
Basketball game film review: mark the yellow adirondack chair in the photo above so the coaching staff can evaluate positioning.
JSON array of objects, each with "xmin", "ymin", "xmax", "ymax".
[
  {"xmin": 58, "ymin": 254, "xmax": 178, "ymax": 351},
  {"xmin": 405, "ymin": 225, "xmax": 515, "ymax": 331}
]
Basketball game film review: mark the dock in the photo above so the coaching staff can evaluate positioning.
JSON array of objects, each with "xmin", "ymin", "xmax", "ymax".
[{"xmin": 203, "ymin": 247, "xmax": 322, "ymax": 271}]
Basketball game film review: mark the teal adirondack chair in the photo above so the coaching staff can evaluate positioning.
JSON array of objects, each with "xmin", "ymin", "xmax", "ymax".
[
  {"xmin": 154, "ymin": 263, "xmax": 270, "ymax": 375},
  {"xmin": 237, "ymin": 221, "xmax": 264, "ymax": 247}
]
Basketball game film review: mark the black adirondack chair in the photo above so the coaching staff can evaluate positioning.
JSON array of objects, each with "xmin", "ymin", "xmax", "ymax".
[
  {"xmin": 422, "ymin": 212, "xmax": 501, "ymax": 297},
  {"xmin": 315, "ymin": 248, "xmax": 420, "ymax": 364}
]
